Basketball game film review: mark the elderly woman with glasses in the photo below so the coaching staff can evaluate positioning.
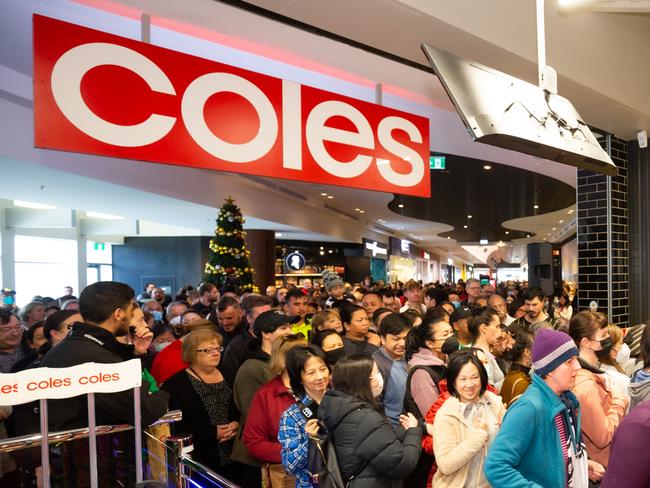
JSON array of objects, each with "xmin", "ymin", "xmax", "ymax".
[{"xmin": 161, "ymin": 328, "xmax": 239, "ymax": 479}]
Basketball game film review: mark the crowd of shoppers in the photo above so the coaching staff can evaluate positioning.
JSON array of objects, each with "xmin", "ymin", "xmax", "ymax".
[{"xmin": 1, "ymin": 276, "xmax": 650, "ymax": 487}]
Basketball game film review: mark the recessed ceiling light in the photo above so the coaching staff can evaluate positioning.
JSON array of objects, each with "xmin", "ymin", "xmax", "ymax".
[
  {"xmin": 552, "ymin": 227, "xmax": 557, "ymax": 231},
  {"xmin": 319, "ymin": 250, "xmax": 325, "ymax": 255},
  {"xmin": 467, "ymin": 215, "xmax": 472, "ymax": 219},
  {"xmin": 359, "ymin": 210, "xmax": 365, "ymax": 214},
  {"xmin": 447, "ymin": 236, "xmax": 451, "ymax": 239},
  {"xmin": 320, "ymin": 192, "xmax": 328, "ymax": 196},
  {"xmin": 526, "ymin": 234, "xmax": 531, "ymax": 238},
  {"xmin": 328, "ymin": 250, "xmax": 333, "ymax": 254},
  {"xmin": 547, "ymin": 233, "xmax": 551, "ymax": 236},
  {"xmin": 378, "ymin": 219, "xmax": 385, "ymax": 222},
  {"xmin": 568, "ymin": 209, "xmax": 574, "ymax": 214},
  {"xmin": 327, "ymin": 195, "xmax": 334, "ymax": 199},
  {"xmin": 558, "ymin": 219, "xmax": 565, "ymax": 224},
  {"xmin": 463, "ymin": 225, "xmax": 468, "ymax": 229},
  {"xmin": 354, "ymin": 208, "xmax": 360, "ymax": 212},
  {"xmin": 483, "ymin": 165, "xmax": 492, "ymax": 170},
  {"xmin": 543, "ymin": 237, "xmax": 547, "ymax": 240},
  {"xmin": 398, "ymin": 204, "xmax": 404, "ymax": 208},
  {"xmin": 13, "ymin": 200, "xmax": 56, "ymax": 210},
  {"xmin": 505, "ymin": 231, "xmax": 510, "ymax": 235},
  {"xmin": 534, "ymin": 205, "xmax": 539, "ymax": 209}
]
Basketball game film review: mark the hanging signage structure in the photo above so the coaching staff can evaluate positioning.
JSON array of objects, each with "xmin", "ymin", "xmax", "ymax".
[
  {"xmin": 33, "ymin": 15, "xmax": 431, "ymax": 197},
  {"xmin": 285, "ymin": 252, "xmax": 306, "ymax": 271},
  {"xmin": 362, "ymin": 238, "xmax": 388, "ymax": 258}
]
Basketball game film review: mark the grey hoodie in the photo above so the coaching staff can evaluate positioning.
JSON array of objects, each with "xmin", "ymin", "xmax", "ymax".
[{"xmin": 629, "ymin": 368, "xmax": 650, "ymax": 410}]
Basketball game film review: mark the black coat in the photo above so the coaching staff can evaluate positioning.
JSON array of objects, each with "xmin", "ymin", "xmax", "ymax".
[
  {"xmin": 161, "ymin": 370, "xmax": 238, "ymax": 473},
  {"xmin": 318, "ymin": 390, "xmax": 422, "ymax": 488},
  {"xmin": 40, "ymin": 322, "xmax": 169, "ymax": 430}
]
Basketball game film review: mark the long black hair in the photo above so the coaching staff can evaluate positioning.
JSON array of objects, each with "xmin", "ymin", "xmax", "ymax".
[
  {"xmin": 331, "ymin": 354, "xmax": 378, "ymax": 410},
  {"xmin": 405, "ymin": 318, "xmax": 448, "ymax": 362},
  {"xmin": 502, "ymin": 325, "xmax": 533, "ymax": 364},
  {"xmin": 467, "ymin": 306, "xmax": 500, "ymax": 341}
]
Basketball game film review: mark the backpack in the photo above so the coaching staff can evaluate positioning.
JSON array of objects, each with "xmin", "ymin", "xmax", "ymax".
[
  {"xmin": 402, "ymin": 364, "xmax": 445, "ymax": 420},
  {"xmin": 402, "ymin": 365, "xmax": 445, "ymax": 488},
  {"xmin": 296, "ymin": 401, "xmax": 367, "ymax": 488}
]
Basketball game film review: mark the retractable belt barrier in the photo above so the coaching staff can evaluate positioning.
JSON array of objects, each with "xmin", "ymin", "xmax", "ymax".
[{"xmin": 0, "ymin": 359, "xmax": 145, "ymax": 488}]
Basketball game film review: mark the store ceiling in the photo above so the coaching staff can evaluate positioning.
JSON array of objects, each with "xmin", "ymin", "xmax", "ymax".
[
  {"xmin": 388, "ymin": 155, "xmax": 576, "ymax": 243},
  {"xmin": 3, "ymin": 0, "xmax": 645, "ymax": 266}
]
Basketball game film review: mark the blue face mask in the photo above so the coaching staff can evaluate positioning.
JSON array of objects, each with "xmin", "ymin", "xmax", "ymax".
[
  {"xmin": 151, "ymin": 311, "xmax": 163, "ymax": 322},
  {"xmin": 451, "ymin": 300, "xmax": 461, "ymax": 309},
  {"xmin": 2, "ymin": 296, "xmax": 14, "ymax": 305}
]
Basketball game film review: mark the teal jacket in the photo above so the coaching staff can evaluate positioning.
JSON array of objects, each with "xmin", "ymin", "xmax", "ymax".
[{"xmin": 484, "ymin": 374, "xmax": 582, "ymax": 488}]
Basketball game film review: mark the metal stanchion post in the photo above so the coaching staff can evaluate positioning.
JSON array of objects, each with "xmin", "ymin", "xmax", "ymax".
[
  {"xmin": 164, "ymin": 435, "xmax": 193, "ymax": 488},
  {"xmin": 87, "ymin": 393, "xmax": 98, "ymax": 488},
  {"xmin": 134, "ymin": 387, "xmax": 143, "ymax": 484},
  {"xmin": 39, "ymin": 399, "xmax": 50, "ymax": 488}
]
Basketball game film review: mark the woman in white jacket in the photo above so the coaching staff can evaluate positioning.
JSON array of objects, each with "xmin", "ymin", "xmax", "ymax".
[{"xmin": 432, "ymin": 350, "xmax": 504, "ymax": 488}]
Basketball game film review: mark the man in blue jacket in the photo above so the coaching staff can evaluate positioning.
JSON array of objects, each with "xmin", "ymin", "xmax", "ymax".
[{"xmin": 484, "ymin": 328, "xmax": 590, "ymax": 487}]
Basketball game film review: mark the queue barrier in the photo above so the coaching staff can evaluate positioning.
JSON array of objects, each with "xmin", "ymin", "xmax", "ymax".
[
  {"xmin": 0, "ymin": 359, "xmax": 148, "ymax": 487},
  {"xmin": 1, "ymin": 360, "xmax": 241, "ymax": 487}
]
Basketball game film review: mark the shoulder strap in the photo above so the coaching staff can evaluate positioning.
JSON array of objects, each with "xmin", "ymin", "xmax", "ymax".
[
  {"xmin": 407, "ymin": 364, "xmax": 444, "ymax": 390},
  {"xmin": 403, "ymin": 365, "xmax": 444, "ymax": 419}
]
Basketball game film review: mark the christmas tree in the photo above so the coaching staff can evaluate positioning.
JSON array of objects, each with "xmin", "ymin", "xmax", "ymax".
[{"xmin": 204, "ymin": 197, "xmax": 256, "ymax": 292}]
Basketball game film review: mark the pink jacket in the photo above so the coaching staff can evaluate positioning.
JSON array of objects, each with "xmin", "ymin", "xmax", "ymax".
[{"xmin": 572, "ymin": 367, "xmax": 628, "ymax": 467}]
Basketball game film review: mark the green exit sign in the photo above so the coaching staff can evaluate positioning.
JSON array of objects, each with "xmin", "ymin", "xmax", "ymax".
[
  {"xmin": 94, "ymin": 242, "xmax": 105, "ymax": 251},
  {"xmin": 430, "ymin": 156, "xmax": 446, "ymax": 170}
]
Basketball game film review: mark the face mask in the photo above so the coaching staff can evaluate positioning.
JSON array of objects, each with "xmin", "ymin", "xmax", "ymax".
[
  {"xmin": 324, "ymin": 347, "xmax": 346, "ymax": 366},
  {"xmin": 441, "ymin": 336, "xmax": 460, "ymax": 355},
  {"xmin": 616, "ymin": 343, "xmax": 631, "ymax": 365},
  {"xmin": 371, "ymin": 370, "xmax": 384, "ymax": 398},
  {"xmin": 2, "ymin": 295, "xmax": 14, "ymax": 305},
  {"xmin": 595, "ymin": 336, "xmax": 613, "ymax": 360},
  {"xmin": 451, "ymin": 300, "xmax": 461, "ymax": 309},
  {"xmin": 151, "ymin": 311, "xmax": 163, "ymax": 322},
  {"xmin": 154, "ymin": 341, "xmax": 171, "ymax": 352}
]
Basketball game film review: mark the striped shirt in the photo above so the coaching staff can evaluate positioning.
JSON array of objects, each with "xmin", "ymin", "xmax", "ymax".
[{"xmin": 554, "ymin": 412, "xmax": 569, "ymax": 486}]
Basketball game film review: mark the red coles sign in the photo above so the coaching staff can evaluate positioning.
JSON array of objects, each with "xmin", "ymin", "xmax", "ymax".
[{"xmin": 33, "ymin": 15, "xmax": 431, "ymax": 197}]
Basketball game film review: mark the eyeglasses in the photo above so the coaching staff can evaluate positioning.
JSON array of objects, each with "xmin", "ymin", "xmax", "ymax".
[{"xmin": 196, "ymin": 346, "xmax": 224, "ymax": 354}]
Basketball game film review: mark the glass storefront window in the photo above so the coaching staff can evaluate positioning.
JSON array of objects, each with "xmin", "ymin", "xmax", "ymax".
[{"xmin": 14, "ymin": 235, "xmax": 78, "ymax": 307}]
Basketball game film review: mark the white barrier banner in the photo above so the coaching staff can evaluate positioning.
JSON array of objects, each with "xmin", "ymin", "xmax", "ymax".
[{"xmin": 0, "ymin": 359, "xmax": 142, "ymax": 406}]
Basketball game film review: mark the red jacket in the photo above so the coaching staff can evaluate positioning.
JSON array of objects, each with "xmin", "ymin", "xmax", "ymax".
[
  {"xmin": 243, "ymin": 375, "xmax": 295, "ymax": 464},
  {"xmin": 151, "ymin": 340, "xmax": 187, "ymax": 386}
]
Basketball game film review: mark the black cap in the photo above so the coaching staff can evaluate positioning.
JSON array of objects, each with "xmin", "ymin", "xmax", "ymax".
[
  {"xmin": 254, "ymin": 310, "xmax": 300, "ymax": 336},
  {"xmin": 450, "ymin": 305, "xmax": 472, "ymax": 324}
]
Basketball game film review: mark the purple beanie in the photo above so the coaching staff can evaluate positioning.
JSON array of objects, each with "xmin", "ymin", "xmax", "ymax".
[{"xmin": 532, "ymin": 328, "xmax": 578, "ymax": 377}]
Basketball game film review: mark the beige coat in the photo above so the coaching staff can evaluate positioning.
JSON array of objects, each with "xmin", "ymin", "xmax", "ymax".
[{"xmin": 432, "ymin": 391, "xmax": 505, "ymax": 488}]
